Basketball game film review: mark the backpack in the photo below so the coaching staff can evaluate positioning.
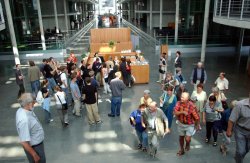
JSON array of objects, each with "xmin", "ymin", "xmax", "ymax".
[
  {"xmin": 55, "ymin": 73, "xmax": 63, "ymax": 86},
  {"xmin": 36, "ymin": 90, "xmax": 44, "ymax": 104}
]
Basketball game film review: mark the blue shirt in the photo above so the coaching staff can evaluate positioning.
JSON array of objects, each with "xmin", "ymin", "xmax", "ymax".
[
  {"xmin": 70, "ymin": 82, "xmax": 81, "ymax": 100},
  {"xmin": 130, "ymin": 110, "xmax": 145, "ymax": 132}
]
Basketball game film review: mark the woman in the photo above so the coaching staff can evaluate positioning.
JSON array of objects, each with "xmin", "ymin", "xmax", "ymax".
[
  {"xmin": 176, "ymin": 83, "xmax": 188, "ymax": 101},
  {"xmin": 126, "ymin": 60, "xmax": 133, "ymax": 87},
  {"xmin": 41, "ymin": 79, "xmax": 53, "ymax": 123},
  {"xmin": 203, "ymin": 95, "xmax": 224, "ymax": 146},
  {"xmin": 140, "ymin": 90, "xmax": 153, "ymax": 107},
  {"xmin": 162, "ymin": 72, "xmax": 177, "ymax": 90},
  {"xmin": 174, "ymin": 51, "xmax": 182, "ymax": 73},
  {"xmin": 191, "ymin": 83, "xmax": 207, "ymax": 123},
  {"xmin": 102, "ymin": 63, "xmax": 111, "ymax": 94},
  {"xmin": 157, "ymin": 53, "xmax": 167, "ymax": 83},
  {"xmin": 209, "ymin": 86, "xmax": 227, "ymax": 102},
  {"xmin": 54, "ymin": 86, "xmax": 69, "ymax": 127},
  {"xmin": 160, "ymin": 86, "xmax": 177, "ymax": 131}
]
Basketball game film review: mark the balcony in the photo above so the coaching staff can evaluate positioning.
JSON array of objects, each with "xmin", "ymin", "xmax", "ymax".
[{"xmin": 213, "ymin": 0, "xmax": 250, "ymax": 29}]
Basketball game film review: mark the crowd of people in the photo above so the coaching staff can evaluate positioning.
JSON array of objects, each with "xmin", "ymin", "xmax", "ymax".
[{"xmin": 14, "ymin": 51, "xmax": 250, "ymax": 163}]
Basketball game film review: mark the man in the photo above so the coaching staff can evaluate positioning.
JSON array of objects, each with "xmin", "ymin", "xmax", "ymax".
[
  {"xmin": 15, "ymin": 64, "xmax": 25, "ymax": 98},
  {"xmin": 108, "ymin": 72, "xmax": 126, "ymax": 117},
  {"xmin": 141, "ymin": 101, "xmax": 169, "ymax": 157},
  {"xmin": 190, "ymin": 62, "xmax": 207, "ymax": 90},
  {"xmin": 227, "ymin": 95, "xmax": 250, "ymax": 163},
  {"xmin": 70, "ymin": 73, "xmax": 81, "ymax": 117},
  {"xmin": 214, "ymin": 72, "xmax": 229, "ymax": 92},
  {"xmin": 174, "ymin": 92, "xmax": 200, "ymax": 156},
  {"xmin": 43, "ymin": 59, "xmax": 57, "ymax": 93},
  {"xmin": 16, "ymin": 93, "xmax": 46, "ymax": 163},
  {"xmin": 82, "ymin": 77, "xmax": 102, "ymax": 125},
  {"xmin": 39, "ymin": 59, "xmax": 47, "ymax": 78},
  {"xmin": 106, "ymin": 56, "xmax": 114, "ymax": 71},
  {"xmin": 157, "ymin": 53, "xmax": 167, "ymax": 83}
]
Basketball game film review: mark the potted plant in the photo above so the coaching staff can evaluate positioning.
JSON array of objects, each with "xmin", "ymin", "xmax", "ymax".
[{"xmin": 109, "ymin": 40, "xmax": 115, "ymax": 48}]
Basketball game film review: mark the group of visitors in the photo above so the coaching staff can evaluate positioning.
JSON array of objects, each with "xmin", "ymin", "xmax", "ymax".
[{"xmin": 14, "ymin": 50, "xmax": 250, "ymax": 163}]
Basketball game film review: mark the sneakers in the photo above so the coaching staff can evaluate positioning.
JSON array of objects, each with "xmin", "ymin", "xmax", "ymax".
[
  {"xmin": 108, "ymin": 114, "xmax": 115, "ymax": 117},
  {"xmin": 96, "ymin": 120, "xmax": 103, "ymax": 124},
  {"xmin": 50, "ymin": 119, "xmax": 54, "ymax": 122},
  {"xmin": 213, "ymin": 142, "xmax": 217, "ymax": 147},
  {"xmin": 142, "ymin": 147, "xmax": 147, "ymax": 152},
  {"xmin": 137, "ymin": 144, "xmax": 142, "ymax": 149}
]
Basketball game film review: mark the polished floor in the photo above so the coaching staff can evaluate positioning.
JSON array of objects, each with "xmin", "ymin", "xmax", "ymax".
[{"xmin": 0, "ymin": 38, "xmax": 250, "ymax": 163}]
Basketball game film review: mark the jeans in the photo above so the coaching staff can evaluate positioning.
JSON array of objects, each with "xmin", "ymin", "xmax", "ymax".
[
  {"xmin": 61, "ymin": 87, "xmax": 72, "ymax": 106},
  {"xmin": 234, "ymin": 125, "xmax": 250, "ymax": 163},
  {"xmin": 31, "ymin": 80, "xmax": 40, "ymax": 97},
  {"xmin": 136, "ymin": 130, "xmax": 148, "ymax": 148},
  {"xmin": 46, "ymin": 77, "xmax": 57, "ymax": 93},
  {"xmin": 24, "ymin": 142, "xmax": 46, "ymax": 163},
  {"xmin": 111, "ymin": 96, "xmax": 122, "ymax": 116},
  {"xmin": 44, "ymin": 110, "xmax": 52, "ymax": 123}
]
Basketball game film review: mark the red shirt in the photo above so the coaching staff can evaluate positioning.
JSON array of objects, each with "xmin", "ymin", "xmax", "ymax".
[{"xmin": 174, "ymin": 101, "xmax": 199, "ymax": 125}]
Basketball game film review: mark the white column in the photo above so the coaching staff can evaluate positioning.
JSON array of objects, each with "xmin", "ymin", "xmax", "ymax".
[
  {"xmin": 128, "ymin": 2, "xmax": 130, "ymax": 21},
  {"xmin": 98, "ymin": 0, "xmax": 101, "ymax": 15},
  {"xmin": 200, "ymin": 0, "xmax": 211, "ymax": 62},
  {"xmin": 37, "ymin": 0, "xmax": 46, "ymax": 50},
  {"xmin": 186, "ymin": 0, "xmax": 191, "ymax": 29},
  {"xmin": 150, "ymin": 0, "xmax": 152, "ymax": 30},
  {"xmin": 174, "ymin": 0, "xmax": 179, "ymax": 44},
  {"xmin": 4, "ymin": 0, "xmax": 20, "ymax": 64},
  {"xmin": 53, "ymin": 0, "xmax": 59, "ymax": 33},
  {"xmin": 115, "ymin": 0, "xmax": 117, "ymax": 14},
  {"xmin": 160, "ymin": 0, "xmax": 163, "ymax": 30},
  {"xmin": 63, "ymin": 0, "xmax": 68, "ymax": 33},
  {"xmin": 22, "ymin": 0, "xmax": 29, "ymax": 34},
  {"xmin": 237, "ymin": 28, "xmax": 245, "ymax": 64}
]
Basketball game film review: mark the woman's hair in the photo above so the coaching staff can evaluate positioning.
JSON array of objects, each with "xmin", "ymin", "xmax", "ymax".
[
  {"xmin": 212, "ymin": 86, "xmax": 219, "ymax": 93},
  {"xmin": 209, "ymin": 95, "xmax": 217, "ymax": 102},
  {"xmin": 197, "ymin": 83, "xmax": 204, "ymax": 89},
  {"xmin": 165, "ymin": 86, "xmax": 174, "ymax": 91},
  {"xmin": 139, "ymin": 104, "xmax": 146, "ymax": 108},
  {"xmin": 102, "ymin": 62, "xmax": 107, "ymax": 68},
  {"xmin": 18, "ymin": 93, "xmax": 34, "ymax": 107},
  {"xmin": 29, "ymin": 60, "xmax": 35, "ymax": 66},
  {"xmin": 54, "ymin": 86, "xmax": 61, "ymax": 92},
  {"xmin": 176, "ymin": 51, "xmax": 181, "ymax": 56},
  {"xmin": 41, "ymin": 79, "xmax": 48, "ymax": 87}
]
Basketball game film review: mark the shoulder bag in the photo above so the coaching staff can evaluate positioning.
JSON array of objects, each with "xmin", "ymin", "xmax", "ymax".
[{"xmin": 56, "ymin": 94, "xmax": 68, "ymax": 110}]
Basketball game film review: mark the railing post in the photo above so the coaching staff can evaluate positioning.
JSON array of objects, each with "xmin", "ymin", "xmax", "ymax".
[
  {"xmin": 240, "ymin": 0, "xmax": 245, "ymax": 20},
  {"xmin": 219, "ymin": 0, "xmax": 223, "ymax": 16},
  {"xmin": 227, "ymin": 0, "xmax": 231, "ymax": 19}
]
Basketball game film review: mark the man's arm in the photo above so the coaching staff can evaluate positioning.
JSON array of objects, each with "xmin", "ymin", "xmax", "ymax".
[
  {"xmin": 21, "ymin": 142, "xmax": 40, "ymax": 163},
  {"xmin": 226, "ymin": 120, "xmax": 234, "ymax": 137}
]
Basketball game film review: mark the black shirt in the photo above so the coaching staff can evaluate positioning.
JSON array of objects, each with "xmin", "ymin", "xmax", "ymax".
[
  {"xmin": 44, "ymin": 64, "xmax": 53, "ymax": 78},
  {"xmin": 82, "ymin": 85, "xmax": 97, "ymax": 104}
]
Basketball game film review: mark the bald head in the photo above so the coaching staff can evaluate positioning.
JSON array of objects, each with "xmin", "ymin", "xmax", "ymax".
[
  {"xmin": 197, "ymin": 62, "xmax": 203, "ymax": 68},
  {"xmin": 181, "ymin": 92, "xmax": 189, "ymax": 103},
  {"xmin": 149, "ymin": 101, "xmax": 157, "ymax": 112}
]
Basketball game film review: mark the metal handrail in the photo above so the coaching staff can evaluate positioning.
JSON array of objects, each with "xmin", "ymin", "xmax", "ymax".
[
  {"xmin": 65, "ymin": 19, "xmax": 95, "ymax": 47},
  {"xmin": 122, "ymin": 19, "xmax": 159, "ymax": 47},
  {"xmin": 214, "ymin": 0, "xmax": 250, "ymax": 20}
]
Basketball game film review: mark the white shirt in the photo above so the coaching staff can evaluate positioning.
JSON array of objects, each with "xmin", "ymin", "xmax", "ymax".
[
  {"xmin": 191, "ymin": 90, "xmax": 207, "ymax": 112},
  {"xmin": 215, "ymin": 77, "xmax": 229, "ymax": 91},
  {"xmin": 16, "ymin": 108, "xmax": 44, "ymax": 146},
  {"xmin": 60, "ymin": 72, "xmax": 68, "ymax": 88},
  {"xmin": 54, "ymin": 91, "xmax": 66, "ymax": 105}
]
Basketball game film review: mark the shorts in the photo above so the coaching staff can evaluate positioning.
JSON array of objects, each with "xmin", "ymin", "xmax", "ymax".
[{"xmin": 177, "ymin": 121, "xmax": 195, "ymax": 136}]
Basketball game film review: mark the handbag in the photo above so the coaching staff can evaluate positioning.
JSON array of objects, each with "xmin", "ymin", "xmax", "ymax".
[{"xmin": 56, "ymin": 94, "xmax": 68, "ymax": 110}]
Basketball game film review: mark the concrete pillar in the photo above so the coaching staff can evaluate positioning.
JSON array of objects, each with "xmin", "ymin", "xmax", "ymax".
[
  {"xmin": 4, "ymin": 0, "xmax": 20, "ymax": 64},
  {"xmin": 160, "ymin": 0, "xmax": 163, "ymax": 30},
  {"xmin": 185, "ymin": 0, "xmax": 191, "ymax": 30},
  {"xmin": 128, "ymin": 2, "xmax": 130, "ymax": 21},
  {"xmin": 236, "ymin": 28, "xmax": 245, "ymax": 64},
  {"xmin": 150, "ymin": 0, "xmax": 152, "ymax": 30},
  {"xmin": 53, "ymin": 0, "xmax": 59, "ymax": 33},
  {"xmin": 37, "ymin": 0, "xmax": 46, "ymax": 50},
  {"xmin": 200, "ymin": 0, "xmax": 211, "ymax": 62},
  {"xmin": 98, "ymin": 0, "xmax": 101, "ymax": 15},
  {"xmin": 22, "ymin": 0, "xmax": 29, "ymax": 34},
  {"xmin": 115, "ymin": 0, "xmax": 117, "ymax": 15},
  {"xmin": 174, "ymin": 0, "xmax": 179, "ymax": 44},
  {"xmin": 63, "ymin": 0, "xmax": 68, "ymax": 33}
]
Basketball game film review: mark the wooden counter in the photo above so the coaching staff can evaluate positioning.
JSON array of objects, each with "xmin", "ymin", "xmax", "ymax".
[
  {"xmin": 131, "ymin": 64, "xmax": 149, "ymax": 84},
  {"xmin": 98, "ymin": 52, "xmax": 136, "ymax": 61}
]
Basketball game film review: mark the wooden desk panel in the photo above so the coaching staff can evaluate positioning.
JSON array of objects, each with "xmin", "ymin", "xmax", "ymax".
[
  {"xmin": 99, "ymin": 52, "xmax": 136, "ymax": 61},
  {"xmin": 131, "ymin": 64, "xmax": 149, "ymax": 84}
]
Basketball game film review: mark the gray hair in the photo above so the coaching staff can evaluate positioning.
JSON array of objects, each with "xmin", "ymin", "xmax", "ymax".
[
  {"xmin": 212, "ymin": 87, "xmax": 219, "ymax": 93},
  {"xmin": 18, "ymin": 93, "xmax": 34, "ymax": 107}
]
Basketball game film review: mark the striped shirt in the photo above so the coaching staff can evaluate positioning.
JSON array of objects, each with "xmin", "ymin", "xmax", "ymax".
[{"xmin": 174, "ymin": 101, "xmax": 200, "ymax": 125}]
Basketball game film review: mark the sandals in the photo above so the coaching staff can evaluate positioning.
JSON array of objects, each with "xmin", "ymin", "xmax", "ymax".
[{"xmin": 177, "ymin": 150, "xmax": 185, "ymax": 156}]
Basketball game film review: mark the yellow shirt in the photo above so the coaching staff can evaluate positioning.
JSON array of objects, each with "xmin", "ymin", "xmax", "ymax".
[{"xmin": 140, "ymin": 97, "xmax": 153, "ymax": 106}]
